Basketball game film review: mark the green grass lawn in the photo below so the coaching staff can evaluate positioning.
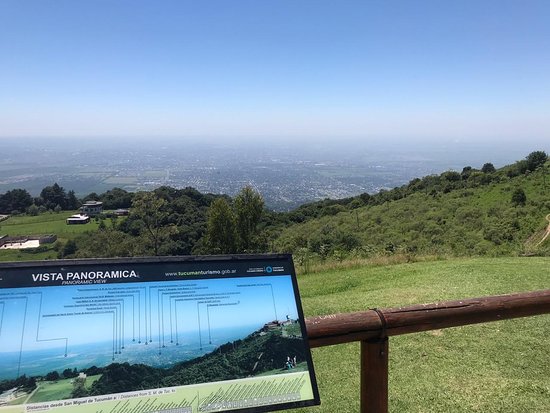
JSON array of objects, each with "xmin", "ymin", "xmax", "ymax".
[
  {"xmin": 257, "ymin": 361, "xmax": 310, "ymax": 377},
  {"xmin": 295, "ymin": 257, "xmax": 550, "ymax": 412},
  {"xmin": 28, "ymin": 375, "xmax": 101, "ymax": 403},
  {"xmin": 0, "ymin": 247, "xmax": 57, "ymax": 262},
  {"xmin": 0, "ymin": 212, "xmax": 100, "ymax": 261},
  {"xmin": 0, "ymin": 212, "xmax": 99, "ymax": 238}
]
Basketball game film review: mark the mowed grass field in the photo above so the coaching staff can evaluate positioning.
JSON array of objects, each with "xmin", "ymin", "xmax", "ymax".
[
  {"xmin": 0, "ymin": 213, "xmax": 100, "ymax": 261},
  {"xmin": 295, "ymin": 257, "xmax": 550, "ymax": 412},
  {"xmin": 28, "ymin": 375, "xmax": 102, "ymax": 403},
  {"xmin": 0, "ymin": 213, "xmax": 99, "ymax": 238}
]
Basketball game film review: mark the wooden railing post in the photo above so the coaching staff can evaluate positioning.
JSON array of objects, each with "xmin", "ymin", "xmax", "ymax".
[
  {"xmin": 306, "ymin": 290, "xmax": 550, "ymax": 412},
  {"xmin": 361, "ymin": 338, "xmax": 389, "ymax": 413}
]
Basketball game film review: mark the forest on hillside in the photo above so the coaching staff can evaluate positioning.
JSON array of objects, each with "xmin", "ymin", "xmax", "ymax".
[{"xmin": 0, "ymin": 328, "xmax": 306, "ymax": 402}]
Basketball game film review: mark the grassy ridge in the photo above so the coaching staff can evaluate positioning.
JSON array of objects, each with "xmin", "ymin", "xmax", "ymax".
[
  {"xmin": 88, "ymin": 329, "xmax": 307, "ymax": 397},
  {"xmin": 275, "ymin": 161, "xmax": 550, "ymax": 258},
  {"xmin": 296, "ymin": 257, "xmax": 550, "ymax": 412},
  {"xmin": 28, "ymin": 375, "xmax": 101, "ymax": 404}
]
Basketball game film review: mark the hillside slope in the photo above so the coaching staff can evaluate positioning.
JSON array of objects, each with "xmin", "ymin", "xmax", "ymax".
[
  {"xmin": 88, "ymin": 328, "xmax": 306, "ymax": 396},
  {"xmin": 2, "ymin": 152, "xmax": 548, "ymax": 261},
  {"xmin": 274, "ymin": 158, "xmax": 550, "ymax": 258}
]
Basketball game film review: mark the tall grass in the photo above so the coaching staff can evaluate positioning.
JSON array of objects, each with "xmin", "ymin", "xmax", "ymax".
[{"xmin": 294, "ymin": 253, "xmax": 449, "ymax": 275}]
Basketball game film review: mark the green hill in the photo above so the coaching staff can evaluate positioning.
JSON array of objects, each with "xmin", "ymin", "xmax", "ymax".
[
  {"xmin": 1, "ymin": 151, "xmax": 548, "ymax": 262},
  {"xmin": 274, "ymin": 154, "xmax": 550, "ymax": 261},
  {"xmin": 88, "ymin": 327, "xmax": 307, "ymax": 397}
]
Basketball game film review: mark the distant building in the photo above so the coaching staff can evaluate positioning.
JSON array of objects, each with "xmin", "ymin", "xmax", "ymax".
[
  {"xmin": 66, "ymin": 214, "xmax": 90, "ymax": 225},
  {"xmin": 114, "ymin": 208, "xmax": 129, "ymax": 216},
  {"xmin": 81, "ymin": 201, "xmax": 103, "ymax": 217},
  {"xmin": 262, "ymin": 320, "xmax": 281, "ymax": 331},
  {"xmin": 0, "ymin": 234, "xmax": 57, "ymax": 249},
  {"xmin": 0, "ymin": 239, "xmax": 40, "ymax": 249}
]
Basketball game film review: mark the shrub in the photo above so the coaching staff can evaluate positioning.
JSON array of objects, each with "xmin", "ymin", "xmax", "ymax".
[
  {"xmin": 481, "ymin": 163, "xmax": 496, "ymax": 173},
  {"xmin": 511, "ymin": 188, "xmax": 527, "ymax": 206}
]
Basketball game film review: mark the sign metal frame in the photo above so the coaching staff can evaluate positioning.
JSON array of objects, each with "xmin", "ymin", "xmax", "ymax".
[{"xmin": 0, "ymin": 254, "xmax": 320, "ymax": 413}]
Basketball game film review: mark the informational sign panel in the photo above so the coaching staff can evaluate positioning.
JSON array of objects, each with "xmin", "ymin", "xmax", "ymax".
[{"xmin": 0, "ymin": 255, "xmax": 319, "ymax": 413}]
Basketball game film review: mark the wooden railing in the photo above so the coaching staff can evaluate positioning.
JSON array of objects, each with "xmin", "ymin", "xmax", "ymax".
[{"xmin": 304, "ymin": 290, "xmax": 550, "ymax": 413}]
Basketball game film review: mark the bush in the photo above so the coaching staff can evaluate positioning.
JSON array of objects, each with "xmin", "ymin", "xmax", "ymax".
[
  {"xmin": 526, "ymin": 150, "xmax": 547, "ymax": 172},
  {"xmin": 481, "ymin": 163, "xmax": 496, "ymax": 173},
  {"xmin": 27, "ymin": 204, "xmax": 39, "ymax": 216},
  {"xmin": 511, "ymin": 188, "xmax": 527, "ymax": 206},
  {"xmin": 58, "ymin": 239, "xmax": 78, "ymax": 258}
]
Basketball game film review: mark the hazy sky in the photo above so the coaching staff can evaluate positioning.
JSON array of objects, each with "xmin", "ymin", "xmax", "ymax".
[{"xmin": 1, "ymin": 1, "xmax": 549, "ymax": 142}]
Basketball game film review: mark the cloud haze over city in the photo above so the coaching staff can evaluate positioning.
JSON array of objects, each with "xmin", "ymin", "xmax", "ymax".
[{"xmin": 1, "ymin": 0, "xmax": 549, "ymax": 143}]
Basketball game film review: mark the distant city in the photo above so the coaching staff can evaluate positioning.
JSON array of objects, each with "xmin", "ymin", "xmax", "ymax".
[{"xmin": 0, "ymin": 138, "xmax": 545, "ymax": 211}]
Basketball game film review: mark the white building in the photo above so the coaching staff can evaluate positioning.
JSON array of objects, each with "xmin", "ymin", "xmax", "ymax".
[
  {"xmin": 81, "ymin": 201, "xmax": 103, "ymax": 217},
  {"xmin": 0, "ymin": 388, "xmax": 18, "ymax": 405},
  {"xmin": 66, "ymin": 214, "xmax": 90, "ymax": 225}
]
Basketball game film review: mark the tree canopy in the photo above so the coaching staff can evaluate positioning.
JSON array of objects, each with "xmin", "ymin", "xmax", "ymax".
[
  {"xmin": 511, "ymin": 188, "xmax": 527, "ymax": 206},
  {"xmin": 204, "ymin": 198, "xmax": 237, "ymax": 254},
  {"xmin": 525, "ymin": 150, "xmax": 548, "ymax": 172},
  {"xmin": 130, "ymin": 192, "xmax": 175, "ymax": 256},
  {"xmin": 0, "ymin": 188, "xmax": 33, "ymax": 214},
  {"xmin": 481, "ymin": 163, "xmax": 496, "ymax": 173},
  {"xmin": 234, "ymin": 186, "xmax": 265, "ymax": 252}
]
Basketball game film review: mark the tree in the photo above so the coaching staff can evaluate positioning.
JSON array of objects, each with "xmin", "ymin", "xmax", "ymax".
[
  {"xmin": 131, "ymin": 192, "xmax": 175, "ymax": 255},
  {"xmin": 0, "ymin": 188, "xmax": 33, "ymax": 214},
  {"xmin": 73, "ymin": 229, "xmax": 141, "ymax": 258},
  {"xmin": 45, "ymin": 371, "xmax": 60, "ymax": 381},
  {"xmin": 442, "ymin": 171, "xmax": 461, "ymax": 182},
  {"xmin": 511, "ymin": 188, "xmax": 527, "ymax": 206},
  {"xmin": 58, "ymin": 239, "xmax": 78, "ymax": 258},
  {"xmin": 481, "ymin": 163, "xmax": 496, "ymax": 173},
  {"xmin": 82, "ymin": 192, "xmax": 100, "ymax": 203},
  {"xmin": 66, "ymin": 190, "xmax": 79, "ymax": 210},
  {"xmin": 27, "ymin": 204, "xmax": 39, "ymax": 216},
  {"xmin": 99, "ymin": 187, "xmax": 133, "ymax": 209},
  {"xmin": 525, "ymin": 150, "xmax": 548, "ymax": 172},
  {"xmin": 63, "ymin": 368, "xmax": 78, "ymax": 379},
  {"xmin": 24, "ymin": 377, "xmax": 37, "ymax": 391},
  {"xmin": 71, "ymin": 382, "xmax": 89, "ymax": 398},
  {"xmin": 204, "ymin": 198, "xmax": 237, "ymax": 254},
  {"xmin": 234, "ymin": 186, "xmax": 264, "ymax": 251},
  {"xmin": 359, "ymin": 192, "xmax": 371, "ymax": 204},
  {"xmin": 40, "ymin": 183, "xmax": 67, "ymax": 210},
  {"xmin": 461, "ymin": 166, "xmax": 474, "ymax": 180}
]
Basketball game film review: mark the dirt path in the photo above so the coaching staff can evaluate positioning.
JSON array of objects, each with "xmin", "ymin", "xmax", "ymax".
[
  {"xmin": 535, "ymin": 214, "xmax": 550, "ymax": 247},
  {"xmin": 23, "ymin": 384, "xmax": 40, "ymax": 404}
]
